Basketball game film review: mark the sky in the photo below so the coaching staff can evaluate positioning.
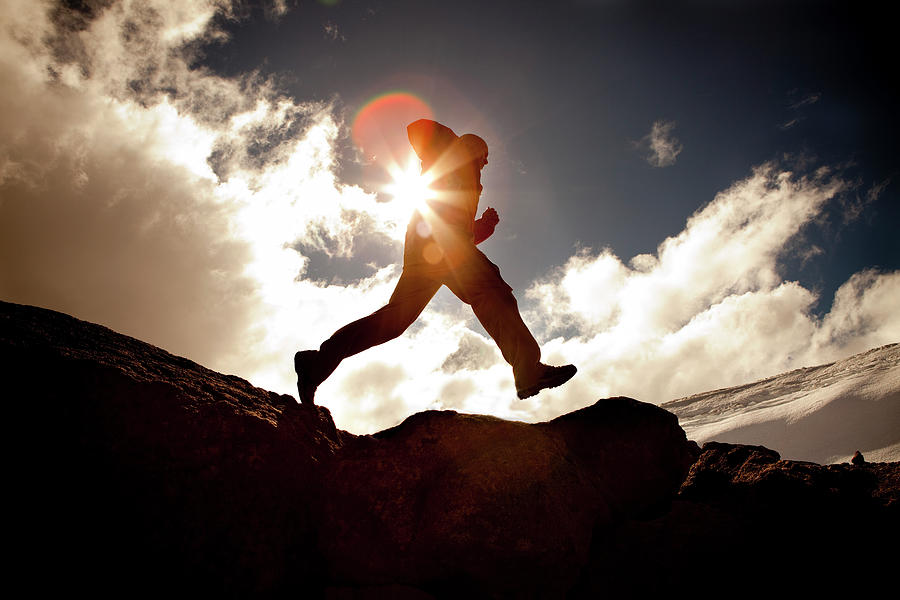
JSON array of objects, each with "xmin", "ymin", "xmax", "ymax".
[{"xmin": 1, "ymin": 0, "xmax": 898, "ymax": 434}]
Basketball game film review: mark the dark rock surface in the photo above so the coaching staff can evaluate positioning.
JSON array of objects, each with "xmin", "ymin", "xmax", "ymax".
[
  {"xmin": 3, "ymin": 300, "xmax": 897, "ymax": 597},
  {"xmin": 3, "ymin": 300, "xmax": 341, "ymax": 596},
  {"xmin": 318, "ymin": 398, "xmax": 696, "ymax": 597},
  {"xmin": 574, "ymin": 441, "xmax": 900, "ymax": 596}
]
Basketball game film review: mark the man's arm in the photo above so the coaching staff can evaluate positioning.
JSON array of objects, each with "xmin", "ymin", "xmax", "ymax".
[{"xmin": 473, "ymin": 207, "xmax": 499, "ymax": 244}]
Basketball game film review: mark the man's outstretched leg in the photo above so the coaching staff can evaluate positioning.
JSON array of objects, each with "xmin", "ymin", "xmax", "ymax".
[
  {"xmin": 444, "ymin": 249, "xmax": 576, "ymax": 399},
  {"xmin": 295, "ymin": 271, "xmax": 440, "ymax": 404}
]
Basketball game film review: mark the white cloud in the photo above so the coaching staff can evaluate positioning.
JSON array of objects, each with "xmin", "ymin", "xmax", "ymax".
[
  {"xmin": 0, "ymin": 0, "xmax": 418, "ymax": 402},
  {"xmin": 814, "ymin": 269, "xmax": 900, "ymax": 355},
  {"xmin": 521, "ymin": 163, "xmax": 900, "ymax": 419},
  {"xmin": 636, "ymin": 119, "xmax": 683, "ymax": 167},
  {"xmin": 528, "ymin": 164, "xmax": 844, "ymax": 336}
]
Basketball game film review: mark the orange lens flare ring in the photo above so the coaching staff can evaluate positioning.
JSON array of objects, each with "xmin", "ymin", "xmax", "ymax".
[{"xmin": 352, "ymin": 91, "xmax": 433, "ymax": 164}]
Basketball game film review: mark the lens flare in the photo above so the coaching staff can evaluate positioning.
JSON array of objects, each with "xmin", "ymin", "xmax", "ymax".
[
  {"xmin": 382, "ymin": 154, "xmax": 435, "ymax": 216},
  {"xmin": 352, "ymin": 91, "xmax": 433, "ymax": 165}
]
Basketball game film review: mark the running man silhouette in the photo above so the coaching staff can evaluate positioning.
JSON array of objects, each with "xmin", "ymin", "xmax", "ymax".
[{"xmin": 294, "ymin": 119, "xmax": 576, "ymax": 404}]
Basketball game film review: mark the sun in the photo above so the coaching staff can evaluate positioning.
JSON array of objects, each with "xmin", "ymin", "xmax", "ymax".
[{"xmin": 383, "ymin": 154, "xmax": 435, "ymax": 214}]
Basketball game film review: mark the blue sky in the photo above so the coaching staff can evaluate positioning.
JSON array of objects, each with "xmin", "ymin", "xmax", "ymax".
[{"xmin": 1, "ymin": 0, "xmax": 897, "ymax": 433}]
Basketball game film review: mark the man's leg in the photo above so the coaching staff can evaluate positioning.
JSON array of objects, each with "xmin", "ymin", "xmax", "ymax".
[
  {"xmin": 443, "ymin": 248, "xmax": 575, "ymax": 398},
  {"xmin": 295, "ymin": 270, "xmax": 440, "ymax": 403}
]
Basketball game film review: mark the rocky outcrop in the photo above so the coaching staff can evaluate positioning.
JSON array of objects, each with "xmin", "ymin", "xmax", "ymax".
[
  {"xmin": 3, "ymin": 300, "xmax": 897, "ymax": 597},
  {"xmin": 3, "ymin": 301, "xmax": 341, "ymax": 595},
  {"xmin": 574, "ymin": 441, "xmax": 900, "ymax": 596},
  {"xmin": 2, "ymin": 301, "xmax": 696, "ymax": 597},
  {"xmin": 318, "ymin": 399, "xmax": 696, "ymax": 597}
]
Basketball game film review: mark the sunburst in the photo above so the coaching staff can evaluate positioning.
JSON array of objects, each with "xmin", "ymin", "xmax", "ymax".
[{"xmin": 383, "ymin": 154, "xmax": 436, "ymax": 215}]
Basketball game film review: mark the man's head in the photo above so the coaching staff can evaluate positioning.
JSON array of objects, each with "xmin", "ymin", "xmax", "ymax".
[
  {"xmin": 407, "ymin": 120, "xmax": 489, "ymax": 171},
  {"xmin": 459, "ymin": 133, "xmax": 489, "ymax": 169}
]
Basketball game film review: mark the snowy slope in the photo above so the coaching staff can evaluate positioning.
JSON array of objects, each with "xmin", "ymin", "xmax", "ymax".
[{"xmin": 663, "ymin": 344, "xmax": 900, "ymax": 464}]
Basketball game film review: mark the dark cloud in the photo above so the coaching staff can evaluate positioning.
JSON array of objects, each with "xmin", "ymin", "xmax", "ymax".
[
  {"xmin": 46, "ymin": 0, "xmax": 324, "ymax": 140},
  {"xmin": 298, "ymin": 208, "xmax": 399, "ymax": 258},
  {"xmin": 298, "ymin": 227, "xmax": 399, "ymax": 285},
  {"xmin": 441, "ymin": 333, "xmax": 500, "ymax": 374},
  {"xmin": 207, "ymin": 103, "xmax": 327, "ymax": 181}
]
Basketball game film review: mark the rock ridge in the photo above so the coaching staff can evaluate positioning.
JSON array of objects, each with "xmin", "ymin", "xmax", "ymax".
[{"xmin": 3, "ymin": 300, "xmax": 897, "ymax": 598}]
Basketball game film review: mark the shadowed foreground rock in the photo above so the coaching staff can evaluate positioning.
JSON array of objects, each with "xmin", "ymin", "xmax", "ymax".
[
  {"xmin": 574, "ymin": 441, "xmax": 900, "ymax": 596},
  {"xmin": 319, "ymin": 398, "xmax": 696, "ymax": 597},
  {"xmin": 3, "ymin": 301, "xmax": 342, "ymax": 595},
  {"xmin": 3, "ymin": 301, "xmax": 897, "ymax": 597}
]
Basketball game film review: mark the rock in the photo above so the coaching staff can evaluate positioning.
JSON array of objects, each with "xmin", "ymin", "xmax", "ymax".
[
  {"xmin": 571, "ymin": 441, "xmax": 900, "ymax": 597},
  {"xmin": 2, "ymin": 301, "xmax": 698, "ymax": 597},
  {"xmin": 5, "ymin": 301, "xmax": 897, "ymax": 598},
  {"xmin": 852, "ymin": 449, "xmax": 866, "ymax": 465},
  {"xmin": 2, "ymin": 301, "xmax": 341, "ymax": 596},
  {"xmin": 317, "ymin": 400, "xmax": 698, "ymax": 597}
]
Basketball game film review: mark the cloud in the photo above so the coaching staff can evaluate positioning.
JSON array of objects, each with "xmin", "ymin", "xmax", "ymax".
[
  {"xmin": 265, "ymin": 0, "xmax": 290, "ymax": 21},
  {"xmin": 520, "ymin": 162, "xmax": 900, "ymax": 419},
  {"xmin": 441, "ymin": 332, "xmax": 501, "ymax": 373},
  {"xmin": 838, "ymin": 177, "xmax": 890, "ymax": 225},
  {"xmin": 781, "ymin": 90, "xmax": 821, "ymax": 129},
  {"xmin": 635, "ymin": 119, "xmax": 682, "ymax": 167},
  {"xmin": 789, "ymin": 91, "xmax": 821, "ymax": 110},
  {"xmin": 323, "ymin": 21, "xmax": 346, "ymax": 42},
  {"xmin": 0, "ymin": 0, "xmax": 413, "ymax": 389},
  {"xmin": 814, "ymin": 269, "xmax": 900, "ymax": 354},
  {"xmin": 338, "ymin": 361, "xmax": 409, "ymax": 429}
]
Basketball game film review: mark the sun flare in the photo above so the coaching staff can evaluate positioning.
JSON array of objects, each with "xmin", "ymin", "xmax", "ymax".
[{"xmin": 383, "ymin": 155, "xmax": 435, "ymax": 215}]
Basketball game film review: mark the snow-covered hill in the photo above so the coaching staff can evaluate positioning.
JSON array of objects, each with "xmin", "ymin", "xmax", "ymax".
[{"xmin": 663, "ymin": 344, "xmax": 900, "ymax": 464}]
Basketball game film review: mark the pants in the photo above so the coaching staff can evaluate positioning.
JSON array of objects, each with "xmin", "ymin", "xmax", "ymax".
[{"xmin": 318, "ymin": 246, "xmax": 541, "ymax": 386}]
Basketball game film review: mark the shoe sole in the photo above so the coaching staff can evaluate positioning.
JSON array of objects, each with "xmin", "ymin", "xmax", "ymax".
[{"xmin": 516, "ymin": 365, "xmax": 577, "ymax": 399}]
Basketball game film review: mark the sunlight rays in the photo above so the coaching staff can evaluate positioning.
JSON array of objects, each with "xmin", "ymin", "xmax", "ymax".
[
  {"xmin": 382, "ymin": 154, "xmax": 436, "ymax": 217},
  {"xmin": 380, "ymin": 149, "xmax": 479, "ymax": 268}
]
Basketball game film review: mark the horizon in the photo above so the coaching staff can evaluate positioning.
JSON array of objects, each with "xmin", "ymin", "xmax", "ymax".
[{"xmin": 1, "ymin": 0, "xmax": 898, "ymax": 434}]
